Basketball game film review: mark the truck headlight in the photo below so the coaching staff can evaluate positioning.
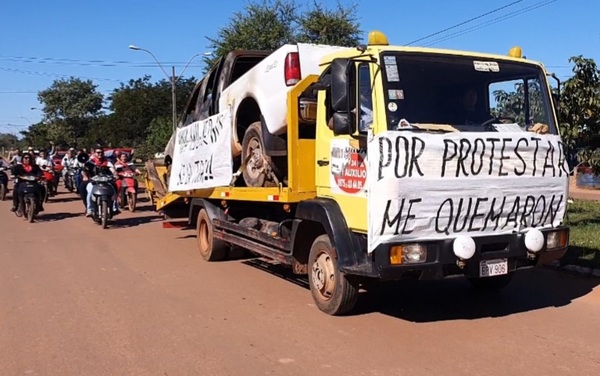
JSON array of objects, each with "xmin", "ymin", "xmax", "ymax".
[
  {"xmin": 390, "ymin": 244, "xmax": 427, "ymax": 265},
  {"xmin": 547, "ymin": 230, "xmax": 568, "ymax": 250}
]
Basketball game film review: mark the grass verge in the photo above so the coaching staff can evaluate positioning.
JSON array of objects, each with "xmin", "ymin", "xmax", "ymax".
[{"xmin": 563, "ymin": 200, "xmax": 600, "ymax": 269}]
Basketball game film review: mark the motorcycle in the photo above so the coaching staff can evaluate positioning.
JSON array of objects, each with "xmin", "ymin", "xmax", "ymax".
[
  {"xmin": 52, "ymin": 161, "xmax": 62, "ymax": 193},
  {"xmin": 15, "ymin": 174, "xmax": 42, "ymax": 223},
  {"xmin": 41, "ymin": 168, "xmax": 55, "ymax": 201},
  {"xmin": 64, "ymin": 167, "xmax": 77, "ymax": 192},
  {"xmin": 117, "ymin": 169, "xmax": 138, "ymax": 212},
  {"xmin": 90, "ymin": 172, "xmax": 117, "ymax": 229},
  {"xmin": 0, "ymin": 166, "xmax": 8, "ymax": 201}
]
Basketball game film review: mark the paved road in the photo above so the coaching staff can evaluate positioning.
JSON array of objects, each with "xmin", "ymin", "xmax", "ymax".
[{"xmin": 1, "ymin": 188, "xmax": 600, "ymax": 376}]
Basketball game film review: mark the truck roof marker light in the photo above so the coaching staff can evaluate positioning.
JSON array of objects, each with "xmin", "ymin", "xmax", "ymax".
[
  {"xmin": 268, "ymin": 195, "xmax": 279, "ymax": 201},
  {"xmin": 508, "ymin": 46, "xmax": 523, "ymax": 58},
  {"xmin": 221, "ymin": 192, "xmax": 230, "ymax": 198},
  {"xmin": 367, "ymin": 30, "xmax": 389, "ymax": 46},
  {"xmin": 284, "ymin": 52, "xmax": 301, "ymax": 86}
]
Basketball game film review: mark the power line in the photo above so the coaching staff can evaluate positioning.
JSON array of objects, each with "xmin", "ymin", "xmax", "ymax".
[
  {"xmin": 0, "ymin": 67, "xmax": 122, "ymax": 83},
  {"xmin": 0, "ymin": 55, "xmax": 205, "ymax": 69},
  {"xmin": 406, "ymin": 0, "xmax": 524, "ymax": 45},
  {"xmin": 423, "ymin": 0, "xmax": 558, "ymax": 47}
]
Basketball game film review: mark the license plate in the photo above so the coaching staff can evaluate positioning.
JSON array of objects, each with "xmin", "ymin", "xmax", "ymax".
[{"xmin": 479, "ymin": 259, "xmax": 508, "ymax": 277}]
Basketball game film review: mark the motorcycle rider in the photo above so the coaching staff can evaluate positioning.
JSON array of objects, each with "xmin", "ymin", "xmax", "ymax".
[
  {"xmin": 61, "ymin": 148, "xmax": 81, "ymax": 187},
  {"xmin": 9, "ymin": 148, "xmax": 22, "ymax": 165},
  {"xmin": 114, "ymin": 152, "xmax": 141, "ymax": 194},
  {"xmin": 80, "ymin": 147, "xmax": 120, "ymax": 217},
  {"xmin": 0, "ymin": 156, "xmax": 9, "ymax": 169},
  {"xmin": 10, "ymin": 153, "xmax": 45, "ymax": 213},
  {"xmin": 36, "ymin": 148, "xmax": 56, "ymax": 196},
  {"xmin": 36, "ymin": 148, "xmax": 54, "ymax": 169}
]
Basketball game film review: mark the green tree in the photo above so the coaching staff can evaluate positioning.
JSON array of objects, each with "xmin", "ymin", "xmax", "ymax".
[
  {"xmin": 558, "ymin": 56, "xmax": 600, "ymax": 171},
  {"xmin": 20, "ymin": 122, "xmax": 50, "ymax": 149},
  {"xmin": 133, "ymin": 117, "xmax": 172, "ymax": 161},
  {"xmin": 0, "ymin": 133, "xmax": 19, "ymax": 150},
  {"xmin": 492, "ymin": 80, "xmax": 546, "ymax": 125},
  {"xmin": 37, "ymin": 77, "xmax": 104, "ymax": 146},
  {"xmin": 204, "ymin": 0, "xmax": 360, "ymax": 70},
  {"xmin": 296, "ymin": 1, "xmax": 360, "ymax": 46},
  {"xmin": 108, "ymin": 76, "xmax": 196, "ymax": 146}
]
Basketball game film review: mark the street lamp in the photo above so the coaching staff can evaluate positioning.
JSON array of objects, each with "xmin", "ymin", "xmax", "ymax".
[
  {"xmin": 19, "ymin": 116, "xmax": 33, "ymax": 125},
  {"xmin": 129, "ymin": 45, "xmax": 208, "ymax": 131}
]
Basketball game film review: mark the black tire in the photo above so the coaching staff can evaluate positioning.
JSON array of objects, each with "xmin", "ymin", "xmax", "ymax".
[
  {"xmin": 196, "ymin": 209, "xmax": 227, "ymax": 261},
  {"xmin": 27, "ymin": 197, "xmax": 35, "ymax": 223},
  {"xmin": 101, "ymin": 201, "xmax": 109, "ymax": 229},
  {"xmin": 308, "ymin": 234, "xmax": 359, "ymax": 315},
  {"xmin": 0, "ymin": 184, "xmax": 6, "ymax": 201},
  {"xmin": 241, "ymin": 122, "xmax": 269, "ymax": 187},
  {"xmin": 227, "ymin": 246, "xmax": 248, "ymax": 260},
  {"xmin": 468, "ymin": 273, "xmax": 513, "ymax": 291},
  {"xmin": 44, "ymin": 183, "xmax": 50, "ymax": 203},
  {"xmin": 128, "ymin": 192, "xmax": 136, "ymax": 212}
]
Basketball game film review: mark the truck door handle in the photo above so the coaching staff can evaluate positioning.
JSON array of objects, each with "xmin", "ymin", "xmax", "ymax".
[{"xmin": 317, "ymin": 160, "xmax": 329, "ymax": 167}]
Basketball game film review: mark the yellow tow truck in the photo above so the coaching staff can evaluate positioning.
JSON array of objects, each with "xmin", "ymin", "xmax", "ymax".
[{"xmin": 158, "ymin": 31, "xmax": 570, "ymax": 315}]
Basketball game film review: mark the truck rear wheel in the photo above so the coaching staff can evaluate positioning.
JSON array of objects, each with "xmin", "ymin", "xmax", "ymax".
[
  {"xmin": 308, "ymin": 234, "xmax": 359, "ymax": 315},
  {"xmin": 196, "ymin": 209, "xmax": 227, "ymax": 261},
  {"xmin": 242, "ymin": 121, "xmax": 287, "ymax": 187}
]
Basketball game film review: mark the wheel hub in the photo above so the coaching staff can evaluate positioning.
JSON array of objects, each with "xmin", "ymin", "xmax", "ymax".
[
  {"xmin": 311, "ymin": 252, "xmax": 336, "ymax": 300},
  {"xmin": 245, "ymin": 139, "xmax": 265, "ymax": 180}
]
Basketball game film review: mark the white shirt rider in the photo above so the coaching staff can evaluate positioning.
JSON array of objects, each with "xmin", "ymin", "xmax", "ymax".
[
  {"xmin": 62, "ymin": 152, "xmax": 81, "ymax": 170},
  {"xmin": 36, "ymin": 154, "xmax": 53, "ymax": 171}
]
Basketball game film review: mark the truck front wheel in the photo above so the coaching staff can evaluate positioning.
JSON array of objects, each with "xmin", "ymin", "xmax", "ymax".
[
  {"xmin": 308, "ymin": 235, "xmax": 359, "ymax": 315},
  {"xmin": 196, "ymin": 209, "xmax": 227, "ymax": 261}
]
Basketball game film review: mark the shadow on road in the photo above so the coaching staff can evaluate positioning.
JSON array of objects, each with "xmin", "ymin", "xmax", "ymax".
[
  {"xmin": 241, "ymin": 260, "xmax": 600, "ymax": 320},
  {"xmin": 49, "ymin": 195, "xmax": 81, "ymax": 204},
  {"xmin": 242, "ymin": 258, "xmax": 310, "ymax": 290},
  {"xmin": 127, "ymin": 204, "xmax": 156, "ymax": 213},
  {"xmin": 38, "ymin": 212, "xmax": 84, "ymax": 221},
  {"xmin": 358, "ymin": 268, "xmax": 600, "ymax": 321},
  {"xmin": 113, "ymin": 213, "xmax": 163, "ymax": 228}
]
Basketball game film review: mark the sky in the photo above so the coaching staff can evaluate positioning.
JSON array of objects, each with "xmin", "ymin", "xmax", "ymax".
[{"xmin": 0, "ymin": 0, "xmax": 598, "ymax": 136}]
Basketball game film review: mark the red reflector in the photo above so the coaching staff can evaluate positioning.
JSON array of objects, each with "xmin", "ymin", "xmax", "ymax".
[
  {"xmin": 162, "ymin": 220, "xmax": 187, "ymax": 229},
  {"xmin": 284, "ymin": 52, "xmax": 301, "ymax": 86}
]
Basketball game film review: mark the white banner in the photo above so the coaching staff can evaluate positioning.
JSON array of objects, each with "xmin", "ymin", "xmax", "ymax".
[
  {"xmin": 168, "ymin": 111, "xmax": 233, "ymax": 191},
  {"xmin": 367, "ymin": 131, "xmax": 569, "ymax": 252}
]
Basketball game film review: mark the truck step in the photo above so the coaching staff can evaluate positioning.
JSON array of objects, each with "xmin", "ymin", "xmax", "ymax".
[{"xmin": 255, "ymin": 256, "xmax": 281, "ymax": 265}]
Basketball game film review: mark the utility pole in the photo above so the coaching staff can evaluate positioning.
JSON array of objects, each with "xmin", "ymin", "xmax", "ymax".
[
  {"xmin": 129, "ymin": 45, "xmax": 210, "ymax": 132},
  {"xmin": 171, "ymin": 66, "xmax": 177, "ymax": 132}
]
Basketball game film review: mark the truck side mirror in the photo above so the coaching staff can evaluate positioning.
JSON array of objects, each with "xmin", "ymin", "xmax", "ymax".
[
  {"xmin": 552, "ymin": 92, "xmax": 560, "ymax": 110},
  {"xmin": 330, "ymin": 58, "xmax": 356, "ymax": 135}
]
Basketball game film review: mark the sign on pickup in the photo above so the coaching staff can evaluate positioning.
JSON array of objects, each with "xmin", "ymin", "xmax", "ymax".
[{"xmin": 168, "ymin": 111, "xmax": 233, "ymax": 191}]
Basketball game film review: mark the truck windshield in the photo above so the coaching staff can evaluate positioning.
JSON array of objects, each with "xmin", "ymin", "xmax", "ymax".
[{"xmin": 380, "ymin": 52, "xmax": 557, "ymax": 134}]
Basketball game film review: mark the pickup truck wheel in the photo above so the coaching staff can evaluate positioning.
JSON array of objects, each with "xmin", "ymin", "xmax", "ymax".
[
  {"xmin": 468, "ymin": 273, "xmax": 513, "ymax": 291},
  {"xmin": 196, "ymin": 209, "xmax": 227, "ymax": 261},
  {"xmin": 308, "ymin": 234, "xmax": 359, "ymax": 315},
  {"xmin": 242, "ymin": 122, "xmax": 268, "ymax": 187}
]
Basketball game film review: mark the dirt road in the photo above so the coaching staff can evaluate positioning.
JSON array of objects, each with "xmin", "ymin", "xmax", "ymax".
[{"xmin": 1, "ymin": 189, "xmax": 599, "ymax": 375}]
